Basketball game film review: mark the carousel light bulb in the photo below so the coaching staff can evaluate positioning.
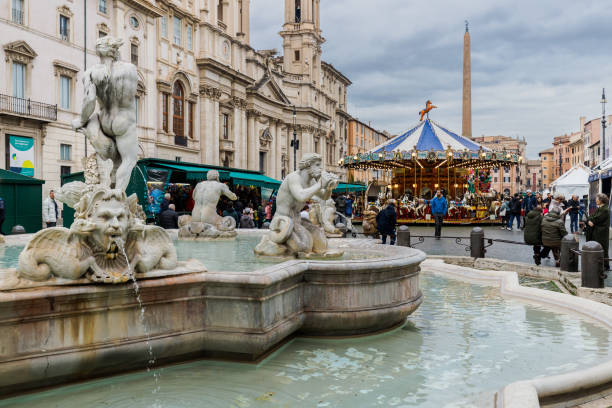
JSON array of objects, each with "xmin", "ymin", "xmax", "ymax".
[
  {"xmin": 387, "ymin": 185, "xmax": 392, "ymax": 189},
  {"xmin": 412, "ymin": 183, "xmax": 417, "ymax": 188},
  {"xmin": 434, "ymin": 184, "xmax": 439, "ymax": 188},
  {"xmin": 394, "ymin": 184, "xmax": 399, "ymax": 188},
  {"xmin": 354, "ymin": 156, "xmax": 358, "ymax": 160},
  {"xmin": 454, "ymin": 183, "xmax": 458, "ymax": 188},
  {"xmin": 412, "ymin": 152, "xmax": 416, "ymax": 157}
]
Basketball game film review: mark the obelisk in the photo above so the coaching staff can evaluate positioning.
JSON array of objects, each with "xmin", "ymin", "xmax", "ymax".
[{"xmin": 462, "ymin": 21, "xmax": 472, "ymax": 138}]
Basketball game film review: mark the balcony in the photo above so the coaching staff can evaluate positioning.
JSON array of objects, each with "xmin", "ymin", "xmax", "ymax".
[
  {"xmin": 11, "ymin": 8, "xmax": 23, "ymax": 24},
  {"xmin": 0, "ymin": 94, "xmax": 57, "ymax": 122}
]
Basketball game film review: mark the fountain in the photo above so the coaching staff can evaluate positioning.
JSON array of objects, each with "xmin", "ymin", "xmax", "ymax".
[{"xmin": 0, "ymin": 37, "xmax": 425, "ymax": 397}]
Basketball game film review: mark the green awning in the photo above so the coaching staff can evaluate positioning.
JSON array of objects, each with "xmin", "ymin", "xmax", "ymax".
[
  {"xmin": 229, "ymin": 172, "xmax": 281, "ymax": 189},
  {"xmin": 334, "ymin": 183, "xmax": 366, "ymax": 193},
  {"xmin": 0, "ymin": 169, "xmax": 45, "ymax": 185},
  {"xmin": 153, "ymin": 163, "xmax": 229, "ymax": 181}
]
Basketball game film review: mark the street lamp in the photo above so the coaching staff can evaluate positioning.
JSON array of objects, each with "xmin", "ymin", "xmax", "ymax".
[
  {"xmin": 290, "ymin": 106, "xmax": 299, "ymax": 171},
  {"xmin": 601, "ymin": 88, "xmax": 607, "ymax": 163}
]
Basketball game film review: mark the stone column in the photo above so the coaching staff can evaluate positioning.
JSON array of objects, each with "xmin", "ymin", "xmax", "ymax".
[
  {"xmin": 247, "ymin": 111, "xmax": 256, "ymax": 170},
  {"xmin": 233, "ymin": 102, "xmax": 241, "ymax": 167},
  {"xmin": 275, "ymin": 120, "xmax": 283, "ymax": 179},
  {"xmin": 462, "ymin": 24, "xmax": 472, "ymax": 138},
  {"xmin": 213, "ymin": 99, "xmax": 220, "ymax": 166}
]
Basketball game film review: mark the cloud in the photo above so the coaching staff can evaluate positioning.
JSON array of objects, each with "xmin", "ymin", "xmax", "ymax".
[{"xmin": 251, "ymin": 0, "xmax": 612, "ymax": 157}]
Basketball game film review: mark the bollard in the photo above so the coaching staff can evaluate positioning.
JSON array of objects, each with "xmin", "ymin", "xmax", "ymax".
[
  {"xmin": 470, "ymin": 227, "xmax": 485, "ymax": 258},
  {"xmin": 11, "ymin": 225, "xmax": 26, "ymax": 235},
  {"xmin": 396, "ymin": 225, "xmax": 411, "ymax": 247},
  {"xmin": 560, "ymin": 234, "xmax": 579, "ymax": 272},
  {"xmin": 581, "ymin": 241, "xmax": 605, "ymax": 288}
]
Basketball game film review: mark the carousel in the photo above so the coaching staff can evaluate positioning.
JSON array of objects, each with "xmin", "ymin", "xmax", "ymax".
[{"xmin": 341, "ymin": 103, "xmax": 521, "ymax": 225}]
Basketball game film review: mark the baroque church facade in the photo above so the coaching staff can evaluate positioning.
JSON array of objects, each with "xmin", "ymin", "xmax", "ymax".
[{"xmin": 0, "ymin": 0, "xmax": 350, "ymax": 191}]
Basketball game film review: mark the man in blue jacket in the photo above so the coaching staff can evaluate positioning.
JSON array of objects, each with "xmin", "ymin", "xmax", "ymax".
[
  {"xmin": 521, "ymin": 190, "xmax": 537, "ymax": 230},
  {"xmin": 431, "ymin": 190, "xmax": 448, "ymax": 239}
]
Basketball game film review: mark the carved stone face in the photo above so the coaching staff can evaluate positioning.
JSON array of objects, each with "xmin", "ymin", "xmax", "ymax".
[
  {"xmin": 89, "ymin": 198, "xmax": 130, "ymax": 256},
  {"xmin": 307, "ymin": 159, "xmax": 322, "ymax": 179}
]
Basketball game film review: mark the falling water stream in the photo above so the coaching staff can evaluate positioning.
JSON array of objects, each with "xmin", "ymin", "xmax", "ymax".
[{"xmin": 116, "ymin": 239, "xmax": 161, "ymax": 400}]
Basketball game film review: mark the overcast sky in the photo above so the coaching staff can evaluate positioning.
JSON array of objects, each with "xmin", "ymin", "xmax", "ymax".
[{"xmin": 250, "ymin": 0, "xmax": 612, "ymax": 158}]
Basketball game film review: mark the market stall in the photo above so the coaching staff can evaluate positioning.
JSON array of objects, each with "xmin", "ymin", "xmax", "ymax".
[
  {"xmin": 550, "ymin": 165, "xmax": 589, "ymax": 198},
  {"xmin": 340, "ymin": 110, "xmax": 521, "ymax": 224}
]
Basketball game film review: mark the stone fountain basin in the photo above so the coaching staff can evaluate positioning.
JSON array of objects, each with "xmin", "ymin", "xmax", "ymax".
[{"xmin": 0, "ymin": 236, "xmax": 424, "ymax": 395}]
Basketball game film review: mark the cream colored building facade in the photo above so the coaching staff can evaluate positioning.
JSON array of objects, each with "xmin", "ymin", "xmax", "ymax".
[
  {"xmin": 471, "ymin": 135, "xmax": 527, "ymax": 194},
  {"xmin": 0, "ymin": 0, "xmax": 351, "ymax": 192}
]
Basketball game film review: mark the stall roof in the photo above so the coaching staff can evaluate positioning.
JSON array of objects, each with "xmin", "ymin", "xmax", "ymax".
[
  {"xmin": 229, "ymin": 172, "xmax": 281, "ymax": 189},
  {"xmin": 334, "ymin": 183, "xmax": 367, "ymax": 193},
  {"xmin": 0, "ymin": 169, "xmax": 45, "ymax": 185},
  {"xmin": 152, "ymin": 162, "xmax": 229, "ymax": 181}
]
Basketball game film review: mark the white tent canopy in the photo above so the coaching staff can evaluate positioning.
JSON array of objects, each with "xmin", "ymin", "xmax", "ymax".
[{"xmin": 550, "ymin": 165, "xmax": 590, "ymax": 198}]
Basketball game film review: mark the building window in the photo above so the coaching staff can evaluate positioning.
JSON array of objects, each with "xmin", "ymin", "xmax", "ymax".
[
  {"xmin": 259, "ymin": 151, "xmax": 266, "ymax": 174},
  {"xmin": 172, "ymin": 82, "xmax": 184, "ymax": 137},
  {"xmin": 294, "ymin": 50, "xmax": 300, "ymax": 61},
  {"xmin": 60, "ymin": 165, "xmax": 71, "ymax": 180},
  {"xmin": 12, "ymin": 62, "xmax": 25, "ymax": 98},
  {"xmin": 295, "ymin": 0, "xmax": 301, "ymax": 22},
  {"xmin": 134, "ymin": 96, "xmax": 140, "ymax": 124},
  {"xmin": 186, "ymin": 24, "xmax": 193, "ymax": 50},
  {"xmin": 59, "ymin": 14, "xmax": 70, "ymax": 41},
  {"xmin": 12, "ymin": 0, "xmax": 24, "ymax": 24},
  {"xmin": 173, "ymin": 17, "xmax": 182, "ymax": 45},
  {"xmin": 217, "ymin": 0, "xmax": 223, "ymax": 21},
  {"xmin": 131, "ymin": 43, "xmax": 138, "ymax": 65},
  {"xmin": 162, "ymin": 93, "xmax": 169, "ymax": 132},
  {"xmin": 60, "ymin": 144, "xmax": 72, "ymax": 161},
  {"xmin": 129, "ymin": 16, "xmax": 139, "ymax": 29},
  {"xmin": 98, "ymin": 0, "xmax": 107, "ymax": 14},
  {"xmin": 161, "ymin": 15, "xmax": 168, "ymax": 38},
  {"xmin": 222, "ymin": 113, "xmax": 229, "ymax": 139},
  {"xmin": 59, "ymin": 75, "xmax": 71, "ymax": 109},
  {"xmin": 188, "ymin": 102, "xmax": 194, "ymax": 138}
]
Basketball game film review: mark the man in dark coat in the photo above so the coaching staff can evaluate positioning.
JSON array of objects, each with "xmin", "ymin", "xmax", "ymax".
[
  {"xmin": 335, "ymin": 195, "xmax": 347, "ymax": 215},
  {"xmin": 508, "ymin": 193, "xmax": 522, "ymax": 230},
  {"xmin": 523, "ymin": 206, "xmax": 543, "ymax": 265},
  {"xmin": 159, "ymin": 204, "xmax": 179, "ymax": 229},
  {"xmin": 540, "ymin": 207, "xmax": 567, "ymax": 267},
  {"xmin": 586, "ymin": 193, "xmax": 610, "ymax": 268},
  {"xmin": 567, "ymin": 195, "xmax": 580, "ymax": 233},
  {"xmin": 376, "ymin": 199, "xmax": 397, "ymax": 245}
]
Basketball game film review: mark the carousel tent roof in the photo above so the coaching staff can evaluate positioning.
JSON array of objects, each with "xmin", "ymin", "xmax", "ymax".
[{"xmin": 370, "ymin": 118, "xmax": 488, "ymax": 154}]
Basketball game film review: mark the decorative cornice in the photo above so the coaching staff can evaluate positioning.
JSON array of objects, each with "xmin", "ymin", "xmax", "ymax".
[
  {"xmin": 3, "ymin": 41, "xmax": 37, "ymax": 64},
  {"xmin": 57, "ymin": 5, "xmax": 73, "ymax": 18},
  {"xmin": 52, "ymin": 60, "xmax": 79, "ymax": 77}
]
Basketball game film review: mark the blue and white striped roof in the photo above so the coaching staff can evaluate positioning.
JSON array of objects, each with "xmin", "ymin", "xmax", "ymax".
[{"xmin": 371, "ymin": 119, "xmax": 488, "ymax": 154}]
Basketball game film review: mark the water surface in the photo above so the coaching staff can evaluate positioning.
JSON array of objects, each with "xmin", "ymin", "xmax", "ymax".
[{"xmin": 1, "ymin": 274, "xmax": 609, "ymax": 408}]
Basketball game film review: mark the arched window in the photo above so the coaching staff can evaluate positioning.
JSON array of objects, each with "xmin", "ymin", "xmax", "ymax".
[
  {"xmin": 295, "ymin": 0, "xmax": 301, "ymax": 22},
  {"xmin": 217, "ymin": 0, "xmax": 223, "ymax": 21},
  {"xmin": 172, "ymin": 82, "xmax": 184, "ymax": 137}
]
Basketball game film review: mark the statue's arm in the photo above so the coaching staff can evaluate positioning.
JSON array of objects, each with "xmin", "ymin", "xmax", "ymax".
[
  {"xmin": 288, "ymin": 175, "xmax": 321, "ymax": 202},
  {"xmin": 72, "ymin": 72, "xmax": 96, "ymax": 130},
  {"xmin": 223, "ymin": 184, "xmax": 238, "ymax": 200}
]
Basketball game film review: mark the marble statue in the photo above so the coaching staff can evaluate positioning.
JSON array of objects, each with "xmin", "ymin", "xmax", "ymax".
[
  {"xmin": 309, "ymin": 183, "xmax": 343, "ymax": 238},
  {"xmin": 71, "ymin": 36, "xmax": 138, "ymax": 191},
  {"xmin": 19, "ymin": 189, "xmax": 177, "ymax": 283},
  {"xmin": 254, "ymin": 153, "xmax": 343, "ymax": 258},
  {"xmin": 178, "ymin": 170, "xmax": 238, "ymax": 239},
  {"xmin": 15, "ymin": 36, "xmax": 183, "ymax": 285}
]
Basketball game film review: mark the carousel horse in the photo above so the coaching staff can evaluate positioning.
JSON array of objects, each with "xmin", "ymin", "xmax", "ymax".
[
  {"xmin": 419, "ymin": 100, "xmax": 437, "ymax": 121},
  {"xmin": 415, "ymin": 198, "xmax": 428, "ymax": 218}
]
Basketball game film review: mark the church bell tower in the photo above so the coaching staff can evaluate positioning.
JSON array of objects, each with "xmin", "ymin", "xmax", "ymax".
[{"xmin": 280, "ymin": 0, "xmax": 324, "ymax": 82}]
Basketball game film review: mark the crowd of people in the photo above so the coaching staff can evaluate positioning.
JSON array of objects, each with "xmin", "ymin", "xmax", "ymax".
[
  {"xmin": 498, "ymin": 191, "xmax": 586, "ymax": 232},
  {"xmin": 524, "ymin": 193, "xmax": 610, "ymax": 267}
]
